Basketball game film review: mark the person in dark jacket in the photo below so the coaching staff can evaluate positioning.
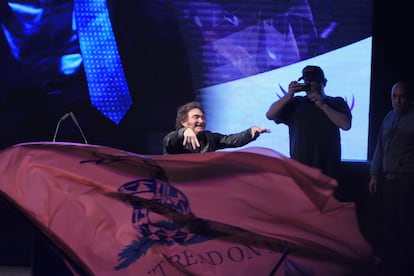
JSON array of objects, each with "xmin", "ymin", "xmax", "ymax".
[
  {"xmin": 163, "ymin": 101, "xmax": 270, "ymax": 154},
  {"xmin": 368, "ymin": 80, "xmax": 414, "ymax": 275}
]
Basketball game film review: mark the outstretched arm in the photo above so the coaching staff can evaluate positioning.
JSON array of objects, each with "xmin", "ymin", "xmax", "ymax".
[{"xmin": 250, "ymin": 126, "xmax": 271, "ymax": 139}]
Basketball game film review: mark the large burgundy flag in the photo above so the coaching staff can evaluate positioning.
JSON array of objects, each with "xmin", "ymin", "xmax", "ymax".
[{"xmin": 0, "ymin": 142, "xmax": 375, "ymax": 275}]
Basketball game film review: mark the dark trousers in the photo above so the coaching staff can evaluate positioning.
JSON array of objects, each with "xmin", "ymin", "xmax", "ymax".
[{"xmin": 381, "ymin": 176, "xmax": 414, "ymax": 275}]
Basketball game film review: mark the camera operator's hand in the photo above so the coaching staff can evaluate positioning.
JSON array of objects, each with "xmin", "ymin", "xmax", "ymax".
[
  {"xmin": 307, "ymin": 91, "xmax": 324, "ymax": 106},
  {"xmin": 288, "ymin": 81, "xmax": 310, "ymax": 94}
]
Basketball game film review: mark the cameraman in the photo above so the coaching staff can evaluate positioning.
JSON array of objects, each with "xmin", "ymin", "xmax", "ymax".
[{"xmin": 265, "ymin": 65, "xmax": 352, "ymax": 198}]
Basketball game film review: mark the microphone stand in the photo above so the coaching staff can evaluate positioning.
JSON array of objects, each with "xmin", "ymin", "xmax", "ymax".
[
  {"xmin": 69, "ymin": 112, "xmax": 88, "ymax": 144},
  {"xmin": 52, "ymin": 112, "xmax": 88, "ymax": 144},
  {"xmin": 52, "ymin": 112, "xmax": 70, "ymax": 142}
]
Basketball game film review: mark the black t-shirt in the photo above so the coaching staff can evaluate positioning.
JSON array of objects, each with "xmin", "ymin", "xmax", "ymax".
[{"xmin": 273, "ymin": 95, "xmax": 352, "ymax": 179}]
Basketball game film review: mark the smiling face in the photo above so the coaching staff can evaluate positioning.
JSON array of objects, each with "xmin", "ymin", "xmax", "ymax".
[{"xmin": 181, "ymin": 108, "xmax": 206, "ymax": 134}]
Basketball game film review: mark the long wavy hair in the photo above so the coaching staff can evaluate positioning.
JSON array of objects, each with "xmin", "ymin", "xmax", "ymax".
[{"xmin": 175, "ymin": 101, "xmax": 204, "ymax": 130}]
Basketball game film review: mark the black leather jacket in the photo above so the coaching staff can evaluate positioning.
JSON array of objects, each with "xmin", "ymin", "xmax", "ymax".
[{"xmin": 163, "ymin": 128, "xmax": 255, "ymax": 154}]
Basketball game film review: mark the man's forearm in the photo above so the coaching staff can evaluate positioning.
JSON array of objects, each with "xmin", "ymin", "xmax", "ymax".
[
  {"xmin": 266, "ymin": 92, "xmax": 293, "ymax": 120},
  {"xmin": 319, "ymin": 104, "xmax": 351, "ymax": 130}
]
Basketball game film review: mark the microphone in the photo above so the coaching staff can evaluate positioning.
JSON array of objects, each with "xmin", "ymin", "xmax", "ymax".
[
  {"xmin": 52, "ymin": 112, "xmax": 71, "ymax": 142},
  {"xmin": 52, "ymin": 111, "xmax": 88, "ymax": 144},
  {"xmin": 69, "ymin": 111, "xmax": 88, "ymax": 144}
]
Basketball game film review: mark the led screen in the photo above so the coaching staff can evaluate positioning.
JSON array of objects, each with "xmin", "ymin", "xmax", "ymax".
[{"xmin": 171, "ymin": 0, "xmax": 373, "ymax": 161}]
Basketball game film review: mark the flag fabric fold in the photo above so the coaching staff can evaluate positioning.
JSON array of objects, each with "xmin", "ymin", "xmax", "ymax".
[{"xmin": 0, "ymin": 142, "xmax": 375, "ymax": 275}]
